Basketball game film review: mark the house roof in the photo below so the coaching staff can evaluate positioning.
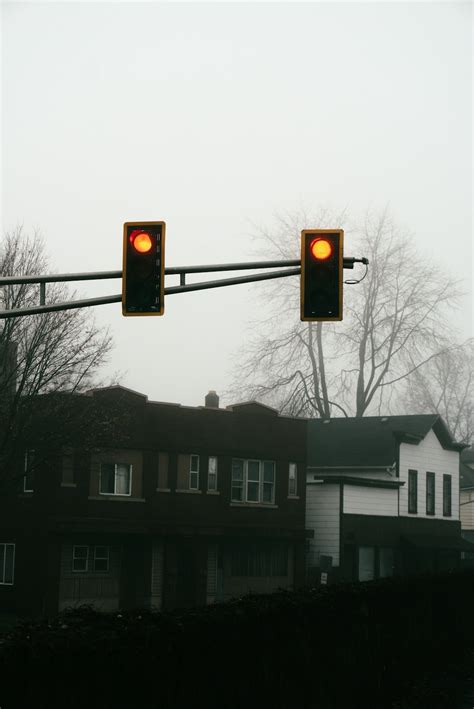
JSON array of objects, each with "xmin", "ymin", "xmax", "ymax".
[{"xmin": 307, "ymin": 414, "xmax": 464, "ymax": 468}]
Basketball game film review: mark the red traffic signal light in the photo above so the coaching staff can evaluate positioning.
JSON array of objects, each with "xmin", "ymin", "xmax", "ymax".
[
  {"xmin": 300, "ymin": 229, "xmax": 343, "ymax": 321},
  {"xmin": 310, "ymin": 238, "xmax": 332, "ymax": 261},
  {"xmin": 122, "ymin": 222, "xmax": 165, "ymax": 317},
  {"xmin": 130, "ymin": 230, "xmax": 153, "ymax": 254}
]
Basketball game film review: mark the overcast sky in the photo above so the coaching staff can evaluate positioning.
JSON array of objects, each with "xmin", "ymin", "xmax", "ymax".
[{"xmin": 2, "ymin": 1, "xmax": 472, "ymax": 407}]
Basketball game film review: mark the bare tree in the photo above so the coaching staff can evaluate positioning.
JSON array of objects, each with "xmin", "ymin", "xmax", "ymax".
[
  {"xmin": 400, "ymin": 340, "xmax": 473, "ymax": 444},
  {"xmin": 231, "ymin": 208, "xmax": 464, "ymax": 419},
  {"xmin": 0, "ymin": 227, "xmax": 115, "ymax": 491}
]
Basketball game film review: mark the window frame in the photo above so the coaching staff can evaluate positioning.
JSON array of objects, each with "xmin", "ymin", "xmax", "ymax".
[
  {"xmin": 426, "ymin": 472, "xmax": 435, "ymax": 516},
  {"xmin": 93, "ymin": 546, "xmax": 110, "ymax": 573},
  {"xmin": 288, "ymin": 462, "xmax": 297, "ymax": 496},
  {"xmin": 99, "ymin": 463, "xmax": 132, "ymax": 496},
  {"xmin": 231, "ymin": 458, "xmax": 276, "ymax": 504},
  {"xmin": 408, "ymin": 469, "xmax": 418, "ymax": 514},
  {"xmin": 231, "ymin": 459, "xmax": 244, "ymax": 501},
  {"xmin": 72, "ymin": 545, "xmax": 89, "ymax": 573},
  {"xmin": 443, "ymin": 474, "xmax": 452, "ymax": 517},
  {"xmin": 189, "ymin": 454, "xmax": 200, "ymax": 490},
  {"xmin": 0, "ymin": 543, "xmax": 15, "ymax": 585},
  {"xmin": 208, "ymin": 456, "xmax": 218, "ymax": 491},
  {"xmin": 23, "ymin": 450, "xmax": 35, "ymax": 493}
]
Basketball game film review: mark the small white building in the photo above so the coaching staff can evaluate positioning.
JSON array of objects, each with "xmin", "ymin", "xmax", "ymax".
[{"xmin": 305, "ymin": 415, "xmax": 471, "ymax": 583}]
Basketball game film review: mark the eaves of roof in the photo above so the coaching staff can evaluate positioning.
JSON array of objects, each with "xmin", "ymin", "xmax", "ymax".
[{"xmin": 308, "ymin": 475, "xmax": 404, "ymax": 489}]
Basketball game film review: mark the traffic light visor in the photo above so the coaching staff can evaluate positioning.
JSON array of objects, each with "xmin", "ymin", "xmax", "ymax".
[
  {"xmin": 310, "ymin": 238, "xmax": 332, "ymax": 260},
  {"xmin": 130, "ymin": 230, "xmax": 153, "ymax": 253}
]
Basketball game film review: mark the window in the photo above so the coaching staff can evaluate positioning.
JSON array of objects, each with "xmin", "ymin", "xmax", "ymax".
[
  {"xmin": 262, "ymin": 462, "xmax": 275, "ymax": 503},
  {"xmin": 358, "ymin": 546, "xmax": 394, "ymax": 582},
  {"xmin": 93, "ymin": 546, "xmax": 110, "ymax": 572},
  {"xmin": 230, "ymin": 542, "xmax": 288, "ymax": 577},
  {"xmin": 408, "ymin": 469, "xmax": 418, "ymax": 513},
  {"xmin": 24, "ymin": 450, "xmax": 34, "ymax": 492},
  {"xmin": 247, "ymin": 460, "xmax": 260, "ymax": 502},
  {"xmin": 231, "ymin": 459, "xmax": 275, "ymax": 504},
  {"xmin": 231, "ymin": 459, "xmax": 244, "ymax": 501},
  {"xmin": 358, "ymin": 546, "xmax": 375, "ymax": 581},
  {"xmin": 379, "ymin": 548, "xmax": 394, "ymax": 578},
  {"xmin": 208, "ymin": 456, "xmax": 218, "ymax": 491},
  {"xmin": 72, "ymin": 546, "xmax": 110, "ymax": 573},
  {"xmin": 0, "ymin": 544, "xmax": 15, "ymax": 585},
  {"xmin": 443, "ymin": 475, "xmax": 452, "ymax": 517},
  {"xmin": 100, "ymin": 463, "xmax": 132, "ymax": 496},
  {"xmin": 62, "ymin": 448, "xmax": 74, "ymax": 485},
  {"xmin": 426, "ymin": 472, "xmax": 435, "ymax": 515},
  {"xmin": 288, "ymin": 463, "xmax": 297, "ymax": 496},
  {"xmin": 72, "ymin": 546, "xmax": 89, "ymax": 572},
  {"xmin": 190, "ymin": 455, "xmax": 199, "ymax": 490}
]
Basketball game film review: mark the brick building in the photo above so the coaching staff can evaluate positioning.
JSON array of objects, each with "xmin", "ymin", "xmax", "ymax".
[{"xmin": 0, "ymin": 386, "xmax": 307, "ymax": 617}]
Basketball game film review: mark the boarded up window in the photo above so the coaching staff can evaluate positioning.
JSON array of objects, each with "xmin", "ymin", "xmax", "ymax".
[{"xmin": 157, "ymin": 453, "xmax": 169, "ymax": 489}]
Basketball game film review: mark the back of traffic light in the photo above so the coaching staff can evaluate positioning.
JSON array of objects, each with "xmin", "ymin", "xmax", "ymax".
[
  {"xmin": 122, "ymin": 222, "xmax": 165, "ymax": 316},
  {"xmin": 300, "ymin": 229, "xmax": 343, "ymax": 321}
]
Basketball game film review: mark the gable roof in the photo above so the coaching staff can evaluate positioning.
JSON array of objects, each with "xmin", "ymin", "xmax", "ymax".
[{"xmin": 307, "ymin": 414, "xmax": 464, "ymax": 469}]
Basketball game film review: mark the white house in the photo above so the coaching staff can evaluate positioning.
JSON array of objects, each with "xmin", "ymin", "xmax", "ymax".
[{"xmin": 305, "ymin": 415, "xmax": 471, "ymax": 583}]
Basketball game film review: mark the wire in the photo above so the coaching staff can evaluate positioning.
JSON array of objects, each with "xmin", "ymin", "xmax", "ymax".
[{"xmin": 344, "ymin": 263, "xmax": 369, "ymax": 285}]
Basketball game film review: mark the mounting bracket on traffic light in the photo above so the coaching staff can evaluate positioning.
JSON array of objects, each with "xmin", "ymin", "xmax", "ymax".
[
  {"xmin": 122, "ymin": 222, "xmax": 165, "ymax": 317},
  {"xmin": 300, "ymin": 229, "xmax": 343, "ymax": 322}
]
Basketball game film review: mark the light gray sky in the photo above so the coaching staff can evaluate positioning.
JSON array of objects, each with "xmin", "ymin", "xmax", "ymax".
[{"xmin": 2, "ymin": 1, "xmax": 472, "ymax": 407}]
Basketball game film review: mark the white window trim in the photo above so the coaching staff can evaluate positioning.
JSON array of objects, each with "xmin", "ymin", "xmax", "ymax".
[
  {"xmin": 93, "ymin": 546, "xmax": 110, "ymax": 573},
  {"xmin": 0, "ymin": 543, "xmax": 15, "ymax": 585},
  {"xmin": 288, "ymin": 462, "xmax": 298, "ymax": 497},
  {"xmin": 99, "ymin": 463, "xmax": 132, "ymax": 497},
  {"xmin": 208, "ymin": 456, "xmax": 218, "ymax": 492},
  {"xmin": 231, "ymin": 459, "xmax": 276, "ymax": 505},
  {"xmin": 189, "ymin": 454, "xmax": 200, "ymax": 490},
  {"xmin": 72, "ymin": 545, "xmax": 89, "ymax": 573},
  {"xmin": 23, "ymin": 450, "xmax": 34, "ymax": 493}
]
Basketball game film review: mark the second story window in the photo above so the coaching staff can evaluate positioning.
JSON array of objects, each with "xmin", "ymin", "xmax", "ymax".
[
  {"xmin": 408, "ymin": 469, "xmax": 418, "ymax": 513},
  {"xmin": 288, "ymin": 463, "xmax": 297, "ymax": 496},
  {"xmin": 100, "ymin": 463, "xmax": 132, "ymax": 496},
  {"xmin": 231, "ymin": 459, "xmax": 275, "ymax": 504},
  {"xmin": 208, "ymin": 456, "xmax": 218, "ymax": 491},
  {"xmin": 443, "ymin": 474, "xmax": 452, "ymax": 517},
  {"xmin": 189, "ymin": 455, "xmax": 199, "ymax": 490},
  {"xmin": 426, "ymin": 472, "xmax": 435, "ymax": 515},
  {"xmin": 24, "ymin": 450, "xmax": 35, "ymax": 492}
]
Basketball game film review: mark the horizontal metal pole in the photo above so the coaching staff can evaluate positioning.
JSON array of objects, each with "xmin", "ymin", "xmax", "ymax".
[
  {"xmin": 165, "ymin": 267, "xmax": 301, "ymax": 295},
  {"xmin": 0, "ymin": 267, "xmax": 301, "ymax": 318},
  {"xmin": 0, "ymin": 294, "xmax": 122, "ymax": 318},
  {"xmin": 0, "ymin": 257, "xmax": 364, "ymax": 287}
]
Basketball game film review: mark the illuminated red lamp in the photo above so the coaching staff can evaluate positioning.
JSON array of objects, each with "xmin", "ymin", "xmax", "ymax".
[
  {"xmin": 310, "ymin": 238, "xmax": 332, "ymax": 260},
  {"xmin": 130, "ymin": 230, "xmax": 153, "ymax": 254}
]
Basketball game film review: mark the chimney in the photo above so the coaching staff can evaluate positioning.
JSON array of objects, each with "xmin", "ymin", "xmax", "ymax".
[{"xmin": 205, "ymin": 390, "xmax": 219, "ymax": 408}]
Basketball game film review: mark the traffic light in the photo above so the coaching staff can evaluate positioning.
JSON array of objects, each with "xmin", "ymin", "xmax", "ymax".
[
  {"xmin": 300, "ymin": 229, "xmax": 344, "ymax": 321},
  {"xmin": 122, "ymin": 222, "xmax": 165, "ymax": 316}
]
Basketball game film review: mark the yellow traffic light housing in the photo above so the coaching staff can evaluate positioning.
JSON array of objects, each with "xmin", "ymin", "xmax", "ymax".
[
  {"xmin": 122, "ymin": 222, "xmax": 165, "ymax": 317},
  {"xmin": 300, "ymin": 229, "xmax": 344, "ymax": 321}
]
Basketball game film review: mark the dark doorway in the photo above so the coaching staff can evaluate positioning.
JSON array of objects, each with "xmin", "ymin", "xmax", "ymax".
[{"xmin": 176, "ymin": 543, "xmax": 197, "ymax": 608}]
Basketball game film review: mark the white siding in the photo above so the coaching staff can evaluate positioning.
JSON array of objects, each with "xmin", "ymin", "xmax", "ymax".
[
  {"xmin": 399, "ymin": 429, "xmax": 460, "ymax": 520},
  {"xmin": 150, "ymin": 540, "xmax": 164, "ymax": 610},
  {"xmin": 344, "ymin": 485, "xmax": 398, "ymax": 516},
  {"xmin": 306, "ymin": 483, "xmax": 340, "ymax": 567},
  {"xmin": 461, "ymin": 490, "xmax": 474, "ymax": 530},
  {"xmin": 206, "ymin": 543, "xmax": 218, "ymax": 605}
]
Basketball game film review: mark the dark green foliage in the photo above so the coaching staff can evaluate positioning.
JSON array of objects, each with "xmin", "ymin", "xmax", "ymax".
[{"xmin": 1, "ymin": 572, "xmax": 474, "ymax": 709}]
